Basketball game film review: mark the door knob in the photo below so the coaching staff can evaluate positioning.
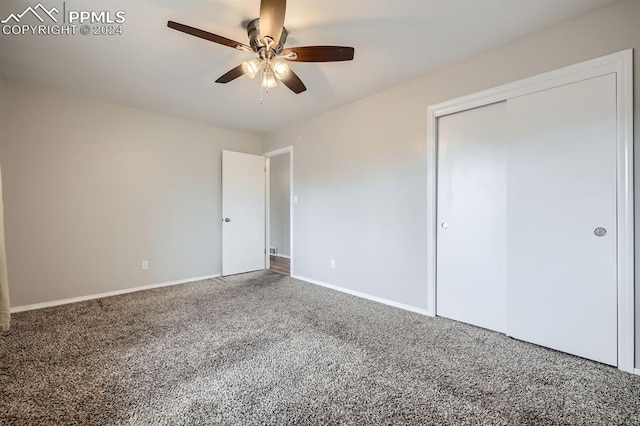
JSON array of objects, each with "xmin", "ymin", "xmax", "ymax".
[
  {"xmin": 441, "ymin": 222, "xmax": 449, "ymax": 229},
  {"xmin": 224, "ymin": 218, "xmax": 231, "ymax": 223}
]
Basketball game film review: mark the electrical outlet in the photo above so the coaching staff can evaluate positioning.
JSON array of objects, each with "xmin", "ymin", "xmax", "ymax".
[
  {"xmin": 141, "ymin": 261, "xmax": 149, "ymax": 270},
  {"xmin": 330, "ymin": 259, "xmax": 336, "ymax": 269}
]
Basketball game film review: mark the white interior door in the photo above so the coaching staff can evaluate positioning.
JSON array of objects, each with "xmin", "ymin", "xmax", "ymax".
[
  {"xmin": 222, "ymin": 150, "xmax": 265, "ymax": 276},
  {"xmin": 436, "ymin": 102, "xmax": 507, "ymax": 333},
  {"xmin": 506, "ymin": 75, "xmax": 618, "ymax": 366}
]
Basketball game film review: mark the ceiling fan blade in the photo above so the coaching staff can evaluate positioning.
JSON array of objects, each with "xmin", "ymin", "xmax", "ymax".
[
  {"xmin": 280, "ymin": 69, "xmax": 307, "ymax": 94},
  {"xmin": 259, "ymin": 0, "xmax": 286, "ymax": 46},
  {"xmin": 281, "ymin": 46, "xmax": 355, "ymax": 62},
  {"xmin": 167, "ymin": 21, "xmax": 252, "ymax": 51},
  {"xmin": 215, "ymin": 65, "xmax": 245, "ymax": 84}
]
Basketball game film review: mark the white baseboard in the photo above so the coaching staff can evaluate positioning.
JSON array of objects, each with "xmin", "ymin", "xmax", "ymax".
[
  {"xmin": 273, "ymin": 254, "xmax": 290, "ymax": 259},
  {"xmin": 291, "ymin": 274, "xmax": 429, "ymax": 316},
  {"xmin": 634, "ymin": 368, "xmax": 640, "ymax": 376},
  {"xmin": 10, "ymin": 274, "xmax": 221, "ymax": 313}
]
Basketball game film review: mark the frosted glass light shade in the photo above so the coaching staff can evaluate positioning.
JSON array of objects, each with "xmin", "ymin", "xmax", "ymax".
[
  {"xmin": 262, "ymin": 67, "xmax": 278, "ymax": 89},
  {"xmin": 242, "ymin": 58, "xmax": 262, "ymax": 79},
  {"xmin": 273, "ymin": 62, "xmax": 290, "ymax": 80}
]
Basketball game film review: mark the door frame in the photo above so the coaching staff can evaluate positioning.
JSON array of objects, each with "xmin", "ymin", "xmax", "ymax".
[
  {"xmin": 425, "ymin": 50, "xmax": 634, "ymax": 373},
  {"xmin": 264, "ymin": 146, "xmax": 294, "ymax": 275}
]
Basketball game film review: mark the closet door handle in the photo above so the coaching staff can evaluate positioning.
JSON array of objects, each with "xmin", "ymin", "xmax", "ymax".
[{"xmin": 594, "ymin": 227, "xmax": 607, "ymax": 237}]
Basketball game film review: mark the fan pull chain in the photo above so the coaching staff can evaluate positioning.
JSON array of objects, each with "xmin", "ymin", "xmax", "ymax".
[{"xmin": 259, "ymin": 68, "xmax": 264, "ymax": 104}]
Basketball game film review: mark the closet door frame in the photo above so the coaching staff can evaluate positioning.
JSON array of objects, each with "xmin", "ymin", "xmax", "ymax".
[{"xmin": 425, "ymin": 49, "xmax": 634, "ymax": 374}]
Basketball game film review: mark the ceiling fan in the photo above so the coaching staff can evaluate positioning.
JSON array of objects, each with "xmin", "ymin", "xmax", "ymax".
[{"xmin": 167, "ymin": 0, "xmax": 354, "ymax": 94}]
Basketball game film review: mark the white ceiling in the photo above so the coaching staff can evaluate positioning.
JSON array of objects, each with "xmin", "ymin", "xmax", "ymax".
[{"xmin": 0, "ymin": 0, "xmax": 618, "ymax": 134}]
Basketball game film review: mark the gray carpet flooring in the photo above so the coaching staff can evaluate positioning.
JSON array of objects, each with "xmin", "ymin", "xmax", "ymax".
[{"xmin": 1, "ymin": 271, "xmax": 639, "ymax": 425}]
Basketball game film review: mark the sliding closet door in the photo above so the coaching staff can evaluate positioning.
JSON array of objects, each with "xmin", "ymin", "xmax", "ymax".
[
  {"xmin": 506, "ymin": 74, "xmax": 618, "ymax": 366},
  {"xmin": 436, "ymin": 102, "xmax": 507, "ymax": 333}
]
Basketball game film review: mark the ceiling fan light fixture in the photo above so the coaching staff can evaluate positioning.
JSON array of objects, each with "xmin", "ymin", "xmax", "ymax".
[
  {"xmin": 261, "ymin": 66, "xmax": 278, "ymax": 89},
  {"xmin": 242, "ymin": 58, "xmax": 262, "ymax": 79},
  {"xmin": 273, "ymin": 61, "xmax": 290, "ymax": 80},
  {"xmin": 167, "ymin": 0, "xmax": 355, "ymax": 96}
]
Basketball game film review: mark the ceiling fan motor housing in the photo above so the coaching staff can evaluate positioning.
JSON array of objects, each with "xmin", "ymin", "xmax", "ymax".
[{"xmin": 247, "ymin": 18, "xmax": 288, "ymax": 57}]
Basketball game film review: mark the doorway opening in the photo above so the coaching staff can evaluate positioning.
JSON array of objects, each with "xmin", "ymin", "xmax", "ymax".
[{"xmin": 265, "ymin": 147, "xmax": 293, "ymax": 276}]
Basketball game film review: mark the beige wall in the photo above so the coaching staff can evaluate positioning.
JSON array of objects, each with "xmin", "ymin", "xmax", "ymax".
[
  {"xmin": 0, "ymin": 81, "xmax": 262, "ymax": 307},
  {"xmin": 263, "ymin": 0, "xmax": 640, "ymax": 366}
]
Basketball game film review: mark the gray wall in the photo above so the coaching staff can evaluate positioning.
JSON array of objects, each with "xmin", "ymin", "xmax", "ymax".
[
  {"xmin": 1, "ymin": 81, "xmax": 262, "ymax": 307},
  {"xmin": 269, "ymin": 153, "xmax": 290, "ymax": 256},
  {"xmin": 263, "ymin": 0, "xmax": 640, "ymax": 366}
]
